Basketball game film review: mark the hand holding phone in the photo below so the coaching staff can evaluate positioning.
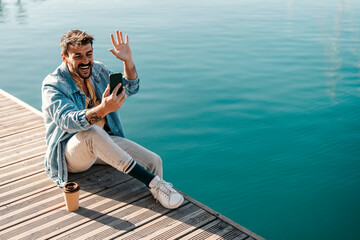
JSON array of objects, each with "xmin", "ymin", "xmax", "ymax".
[{"xmin": 109, "ymin": 73, "xmax": 123, "ymax": 96}]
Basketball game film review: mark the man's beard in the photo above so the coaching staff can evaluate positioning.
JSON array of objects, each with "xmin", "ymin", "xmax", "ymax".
[{"xmin": 75, "ymin": 62, "xmax": 93, "ymax": 79}]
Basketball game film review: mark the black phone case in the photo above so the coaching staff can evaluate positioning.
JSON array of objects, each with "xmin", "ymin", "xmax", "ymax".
[{"xmin": 109, "ymin": 73, "xmax": 123, "ymax": 95}]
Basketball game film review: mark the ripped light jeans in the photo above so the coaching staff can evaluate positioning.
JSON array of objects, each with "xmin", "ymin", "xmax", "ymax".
[{"xmin": 65, "ymin": 125, "xmax": 163, "ymax": 178}]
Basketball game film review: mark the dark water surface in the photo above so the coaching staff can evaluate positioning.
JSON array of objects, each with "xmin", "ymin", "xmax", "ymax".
[{"xmin": 1, "ymin": 0, "xmax": 360, "ymax": 239}]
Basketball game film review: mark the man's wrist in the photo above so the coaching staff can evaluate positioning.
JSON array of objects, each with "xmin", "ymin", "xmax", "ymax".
[
  {"xmin": 123, "ymin": 58, "xmax": 134, "ymax": 68},
  {"xmin": 86, "ymin": 103, "xmax": 108, "ymax": 125},
  {"xmin": 98, "ymin": 101, "xmax": 110, "ymax": 116},
  {"xmin": 123, "ymin": 58, "xmax": 137, "ymax": 80},
  {"xmin": 124, "ymin": 58, "xmax": 135, "ymax": 72}
]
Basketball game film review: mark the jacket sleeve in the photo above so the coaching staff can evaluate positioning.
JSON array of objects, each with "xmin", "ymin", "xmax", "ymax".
[
  {"xmin": 42, "ymin": 81, "xmax": 91, "ymax": 134},
  {"xmin": 123, "ymin": 76, "xmax": 140, "ymax": 96}
]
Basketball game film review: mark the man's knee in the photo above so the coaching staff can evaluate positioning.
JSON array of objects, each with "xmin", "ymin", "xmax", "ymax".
[
  {"xmin": 151, "ymin": 153, "xmax": 163, "ymax": 169},
  {"xmin": 147, "ymin": 153, "xmax": 163, "ymax": 177}
]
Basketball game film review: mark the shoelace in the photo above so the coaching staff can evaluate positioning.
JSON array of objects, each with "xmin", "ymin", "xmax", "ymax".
[{"xmin": 152, "ymin": 180, "xmax": 176, "ymax": 201}]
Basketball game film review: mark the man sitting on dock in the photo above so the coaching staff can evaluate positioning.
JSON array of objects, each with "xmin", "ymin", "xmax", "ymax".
[{"xmin": 41, "ymin": 29, "xmax": 184, "ymax": 209}]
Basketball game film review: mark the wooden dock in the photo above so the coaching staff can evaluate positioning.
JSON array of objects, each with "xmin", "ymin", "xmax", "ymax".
[{"xmin": 0, "ymin": 89, "xmax": 264, "ymax": 240}]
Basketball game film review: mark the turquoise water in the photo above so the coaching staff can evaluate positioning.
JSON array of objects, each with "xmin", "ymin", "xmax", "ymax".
[{"xmin": 1, "ymin": 0, "xmax": 360, "ymax": 239}]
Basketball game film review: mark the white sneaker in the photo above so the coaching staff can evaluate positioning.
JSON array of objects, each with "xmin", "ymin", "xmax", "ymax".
[{"xmin": 149, "ymin": 176, "xmax": 184, "ymax": 209}]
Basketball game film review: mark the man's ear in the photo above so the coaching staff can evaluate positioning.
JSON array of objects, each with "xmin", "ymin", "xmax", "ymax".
[{"xmin": 61, "ymin": 53, "xmax": 67, "ymax": 63}]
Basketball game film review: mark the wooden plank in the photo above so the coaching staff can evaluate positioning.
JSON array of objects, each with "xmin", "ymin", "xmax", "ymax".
[
  {"xmin": 179, "ymin": 219, "xmax": 242, "ymax": 240},
  {"xmin": 0, "ymin": 127, "xmax": 45, "ymax": 151},
  {"xmin": 0, "ymin": 172, "xmax": 53, "ymax": 207},
  {"xmin": 0, "ymin": 169, "xmax": 44, "ymax": 187},
  {"xmin": 113, "ymin": 203, "xmax": 216, "ymax": 240},
  {"xmin": 0, "ymin": 138, "xmax": 45, "ymax": 154},
  {"xmin": 0, "ymin": 140, "xmax": 46, "ymax": 167},
  {"xmin": 0, "ymin": 105, "xmax": 27, "ymax": 116},
  {"xmin": 0, "ymin": 165, "xmax": 109, "ymax": 207},
  {"xmin": 0, "ymin": 89, "xmax": 42, "ymax": 117},
  {"xmin": 0, "ymin": 97, "xmax": 23, "ymax": 104},
  {"xmin": 221, "ymin": 230, "xmax": 249, "ymax": 240},
  {"xmin": 40, "ymin": 189, "xmax": 173, "ymax": 240},
  {"xmin": 0, "ymin": 94, "xmax": 19, "ymax": 102},
  {"xmin": 0, "ymin": 155, "xmax": 44, "ymax": 182},
  {"xmin": 0, "ymin": 94, "xmax": 43, "ymax": 138},
  {"xmin": 0, "ymin": 167, "xmax": 131, "ymax": 231},
  {"xmin": 78, "ymin": 197, "xmax": 180, "ymax": 240},
  {"xmin": 0, "ymin": 138, "xmax": 45, "ymax": 155},
  {"xmin": 0, "ymin": 105, "xmax": 22, "ymax": 114},
  {"xmin": 181, "ymin": 192, "xmax": 265, "ymax": 240},
  {"xmin": 1, "ymin": 114, "xmax": 42, "ymax": 128},
  {"xmin": 0, "ymin": 108, "xmax": 36, "ymax": 122},
  {"xmin": 0, "ymin": 97, "xmax": 23, "ymax": 107},
  {"xmin": 1, "ymin": 179, "xmax": 152, "ymax": 240},
  {"xmin": 0, "ymin": 93, "xmax": 9, "ymax": 100},
  {"xmin": 1, "ymin": 115, "xmax": 42, "ymax": 126},
  {"xmin": 0, "ymin": 124, "xmax": 44, "ymax": 139},
  {"xmin": 0, "ymin": 183, "xmax": 64, "ymax": 231},
  {"xmin": 0, "ymin": 118, "xmax": 44, "ymax": 136}
]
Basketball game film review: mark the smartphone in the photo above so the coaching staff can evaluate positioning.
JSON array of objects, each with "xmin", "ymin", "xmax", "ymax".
[{"xmin": 109, "ymin": 72, "xmax": 123, "ymax": 95}]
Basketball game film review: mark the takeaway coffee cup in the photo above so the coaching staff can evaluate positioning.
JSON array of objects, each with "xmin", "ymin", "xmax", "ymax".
[{"xmin": 63, "ymin": 182, "xmax": 80, "ymax": 211}]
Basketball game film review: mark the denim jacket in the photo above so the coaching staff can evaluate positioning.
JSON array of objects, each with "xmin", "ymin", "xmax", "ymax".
[{"xmin": 41, "ymin": 61, "xmax": 139, "ymax": 187}]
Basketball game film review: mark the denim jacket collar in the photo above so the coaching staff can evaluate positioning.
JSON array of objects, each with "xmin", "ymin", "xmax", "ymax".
[{"xmin": 59, "ymin": 62, "xmax": 101, "ymax": 95}]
